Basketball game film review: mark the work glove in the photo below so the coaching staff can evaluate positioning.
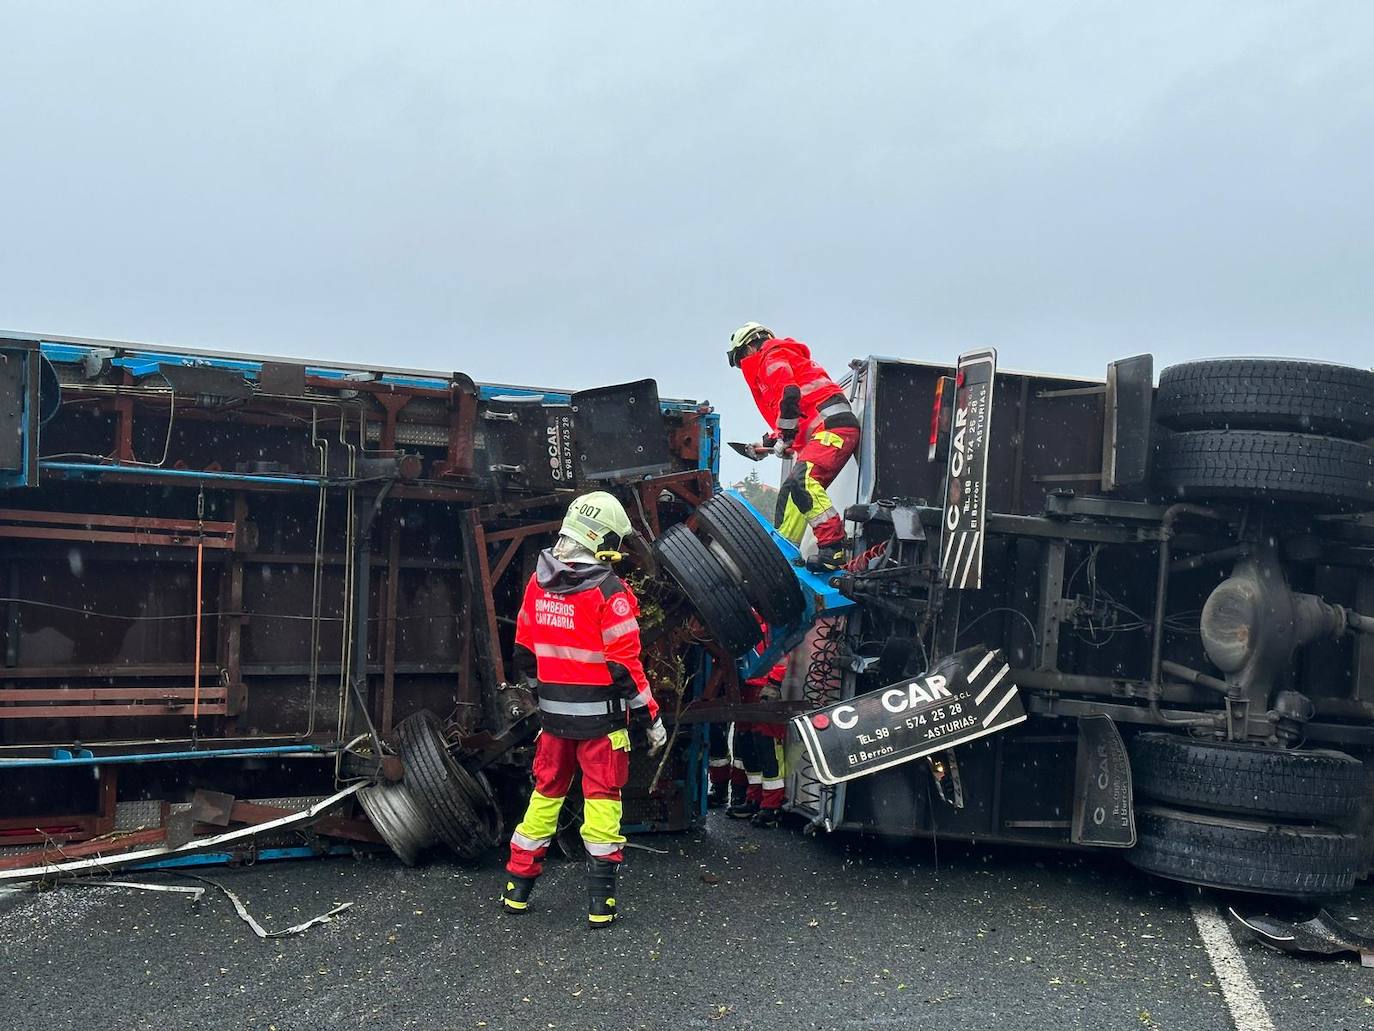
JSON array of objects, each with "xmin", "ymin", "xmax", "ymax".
[
  {"xmin": 758, "ymin": 682, "xmax": 782, "ymax": 702},
  {"xmin": 761, "ymin": 432, "xmax": 790, "ymax": 458},
  {"xmin": 647, "ymin": 717, "xmax": 668, "ymax": 756}
]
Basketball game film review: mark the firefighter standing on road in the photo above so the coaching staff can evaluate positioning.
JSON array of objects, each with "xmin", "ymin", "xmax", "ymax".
[
  {"xmin": 501, "ymin": 492, "xmax": 667, "ymax": 927},
  {"xmin": 726, "ymin": 648, "xmax": 789, "ymax": 827},
  {"xmin": 728, "ymin": 323, "xmax": 860, "ymax": 570}
]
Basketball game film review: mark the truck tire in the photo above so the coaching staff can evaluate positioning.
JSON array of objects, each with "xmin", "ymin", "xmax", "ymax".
[
  {"xmin": 1129, "ymin": 732, "xmax": 1366, "ymax": 822},
  {"xmin": 1153, "ymin": 429, "xmax": 1374, "ymax": 511},
  {"xmin": 396, "ymin": 710, "xmax": 501, "ymax": 859},
  {"xmin": 1155, "ymin": 359, "xmax": 1374, "ymax": 439},
  {"xmin": 652, "ymin": 524, "xmax": 762, "ymax": 657},
  {"xmin": 1127, "ymin": 806, "xmax": 1360, "ymax": 897},
  {"xmin": 358, "ymin": 780, "xmax": 439, "ymax": 866},
  {"xmin": 695, "ymin": 493, "xmax": 805, "ymax": 627}
]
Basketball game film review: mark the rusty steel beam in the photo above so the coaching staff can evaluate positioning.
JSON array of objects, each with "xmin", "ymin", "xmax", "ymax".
[
  {"xmin": 0, "ymin": 509, "xmax": 237, "ymax": 534},
  {"xmin": 0, "ymin": 827, "xmax": 167, "ymax": 868},
  {"xmin": 486, "ymin": 520, "xmax": 561, "ymax": 587},
  {"xmin": 0, "ymin": 525, "xmax": 236, "ymax": 549},
  {"xmin": 380, "ymin": 517, "xmax": 400, "ymax": 735},
  {"xmin": 0, "ymin": 663, "xmax": 221, "ymax": 679},
  {"xmin": 0, "ymin": 687, "xmax": 230, "ymax": 702},
  {"xmin": 212, "ymin": 800, "xmax": 384, "ymax": 844},
  {"xmin": 462, "ymin": 509, "xmax": 506, "ymax": 694}
]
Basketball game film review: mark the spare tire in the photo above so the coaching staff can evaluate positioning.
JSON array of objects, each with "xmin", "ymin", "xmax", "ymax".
[
  {"xmin": 695, "ymin": 493, "xmax": 805, "ymax": 627},
  {"xmin": 1153, "ymin": 429, "xmax": 1374, "ymax": 511},
  {"xmin": 1126, "ymin": 806, "xmax": 1361, "ymax": 897},
  {"xmin": 1129, "ymin": 732, "xmax": 1367, "ymax": 822},
  {"xmin": 1155, "ymin": 359, "xmax": 1374, "ymax": 439},
  {"xmin": 396, "ymin": 710, "xmax": 502, "ymax": 859},
  {"xmin": 652, "ymin": 524, "xmax": 762, "ymax": 657}
]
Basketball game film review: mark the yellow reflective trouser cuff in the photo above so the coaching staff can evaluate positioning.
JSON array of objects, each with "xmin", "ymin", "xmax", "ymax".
[
  {"xmin": 513, "ymin": 790, "xmax": 564, "ymax": 846},
  {"xmin": 581, "ymin": 797, "xmax": 625, "ymax": 849},
  {"xmin": 779, "ymin": 462, "xmax": 837, "ymax": 545}
]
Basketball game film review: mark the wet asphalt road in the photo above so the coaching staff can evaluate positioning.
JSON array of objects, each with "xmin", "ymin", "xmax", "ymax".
[{"xmin": 3, "ymin": 814, "xmax": 1373, "ymax": 1031}]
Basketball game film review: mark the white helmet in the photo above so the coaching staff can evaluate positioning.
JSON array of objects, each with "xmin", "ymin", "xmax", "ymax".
[
  {"xmin": 727, "ymin": 323, "xmax": 775, "ymax": 367},
  {"xmin": 560, "ymin": 491, "xmax": 636, "ymax": 561}
]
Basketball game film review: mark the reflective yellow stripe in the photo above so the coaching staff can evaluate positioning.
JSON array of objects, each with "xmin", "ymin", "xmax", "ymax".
[
  {"xmin": 813, "ymin": 429, "xmax": 845, "ymax": 449},
  {"xmin": 588, "ymin": 912, "xmax": 616, "ymax": 924},
  {"xmin": 502, "ymin": 897, "xmax": 529, "ymax": 911},
  {"xmin": 581, "ymin": 797, "xmax": 624, "ymax": 848},
  {"xmin": 513, "ymin": 790, "xmax": 564, "ymax": 844},
  {"xmin": 775, "ymin": 739, "xmax": 788, "ymax": 777}
]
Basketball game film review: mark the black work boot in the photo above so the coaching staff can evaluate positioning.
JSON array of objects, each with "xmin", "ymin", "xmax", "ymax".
[
  {"xmin": 586, "ymin": 857, "xmax": 619, "ymax": 928},
  {"xmin": 806, "ymin": 542, "xmax": 850, "ymax": 573},
  {"xmin": 727, "ymin": 794, "xmax": 760, "ymax": 820},
  {"xmin": 707, "ymin": 781, "xmax": 727, "ymax": 809},
  {"xmin": 751, "ymin": 807, "xmax": 782, "ymax": 829},
  {"xmin": 500, "ymin": 874, "xmax": 538, "ymax": 914}
]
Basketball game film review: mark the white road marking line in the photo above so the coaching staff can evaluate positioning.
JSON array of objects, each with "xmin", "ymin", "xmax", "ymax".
[
  {"xmin": 1189, "ymin": 900, "xmax": 1276, "ymax": 1031},
  {"xmin": 975, "ymin": 664, "xmax": 1010, "ymax": 705}
]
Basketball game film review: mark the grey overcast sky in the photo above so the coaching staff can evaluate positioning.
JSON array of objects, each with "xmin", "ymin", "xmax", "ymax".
[{"xmin": 2, "ymin": 1, "xmax": 1372, "ymax": 482}]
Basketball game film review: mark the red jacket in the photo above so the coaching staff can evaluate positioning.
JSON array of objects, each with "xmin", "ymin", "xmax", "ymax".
[
  {"xmin": 514, "ymin": 550, "xmax": 659, "ymax": 739},
  {"xmin": 739, "ymin": 337, "xmax": 847, "ymax": 443}
]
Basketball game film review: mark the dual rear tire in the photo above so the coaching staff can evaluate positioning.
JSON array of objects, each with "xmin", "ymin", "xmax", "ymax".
[
  {"xmin": 652, "ymin": 492, "xmax": 806, "ymax": 657},
  {"xmin": 1152, "ymin": 359, "xmax": 1374, "ymax": 513},
  {"xmin": 1125, "ymin": 732, "xmax": 1368, "ymax": 898}
]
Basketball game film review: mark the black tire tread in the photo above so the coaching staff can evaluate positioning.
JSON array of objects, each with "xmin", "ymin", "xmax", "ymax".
[
  {"xmin": 695, "ymin": 493, "xmax": 805, "ymax": 626},
  {"xmin": 1156, "ymin": 359, "xmax": 1374, "ymax": 439},
  {"xmin": 652, "ymin": 525, "xmax": 762, "ymax": 657},
  {"xmin": 396, "ymin": 710, "xmax": 497, "ymax": 859},
  {"xmin": 1127, "ymin": 806, "xmax": 1360, "ymax": 897},
  {"xmin": 1153, "ymin": 429, "xmax": 1374, "ymax": 511},
  {"xmin": 1129, "ymin": 732, "xmax": 1366, "ymax": 821}
]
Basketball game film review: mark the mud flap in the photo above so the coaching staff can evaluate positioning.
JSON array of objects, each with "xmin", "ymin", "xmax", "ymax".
[{"xmin": 1070, "ymin": 714, "xmax": 1136, "ymax": 847}]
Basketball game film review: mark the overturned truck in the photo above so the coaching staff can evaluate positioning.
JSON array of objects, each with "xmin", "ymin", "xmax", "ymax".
[
  {"xmin": 0, "ymin": 332, "xmax": 719, "ymax": 875},
  {"xmin": 665, "ymin": 351, "xmax": 1374, "ymax": 899}
]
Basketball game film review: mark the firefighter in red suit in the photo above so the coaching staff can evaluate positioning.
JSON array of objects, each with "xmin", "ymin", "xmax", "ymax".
[
  {"xmin": 728, "ymin": 323, "xmax": 860, "ymax": 570},
  {"xmin": 726, "ymin": 649, "xmax": 789, "ymax": 827},
  {"xmin": 501, "ymin": 492, "xmax": 666, "ymax": 927}
]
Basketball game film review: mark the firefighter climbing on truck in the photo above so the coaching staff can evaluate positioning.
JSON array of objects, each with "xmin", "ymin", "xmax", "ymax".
[
  {"xmin": 501, "ymin": 491, "xmax": 668, "ymax": 927},
  {"xmin": 728, "ymin": 322, "xmax": 860, "ymax": 570}
]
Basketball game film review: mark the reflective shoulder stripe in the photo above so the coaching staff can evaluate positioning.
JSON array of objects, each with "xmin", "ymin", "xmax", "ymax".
[
  {"xmin": 601, "ymin": 617, "xmax": 639, "ymax": 643},
  {"xmin": 534, "ymin": 643, "xmax": 606, "ymax": 663},
  {"xmin": 539, "ymin": 697, "xmax": 623, "ymax": 717},
  {"xmin": 627, "ymin": 687, "xmax": 653, "ymax": 709}
]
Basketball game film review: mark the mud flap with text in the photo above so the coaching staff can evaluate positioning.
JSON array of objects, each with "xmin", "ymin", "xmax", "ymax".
[{"xmin": 1070, "ymin": 714, "xmax": 1136, "ymax": 847}]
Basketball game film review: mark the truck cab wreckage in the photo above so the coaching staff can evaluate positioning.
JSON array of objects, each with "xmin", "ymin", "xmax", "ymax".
[{"xmin": 2, "ymin": 333, "xmax": 1373, "ymax": 906}]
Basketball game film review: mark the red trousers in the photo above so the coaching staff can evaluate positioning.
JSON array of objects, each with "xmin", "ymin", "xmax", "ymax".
[{"xmin": 507, "ymin": 730, "xmax": 630, "ymax": 878}]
